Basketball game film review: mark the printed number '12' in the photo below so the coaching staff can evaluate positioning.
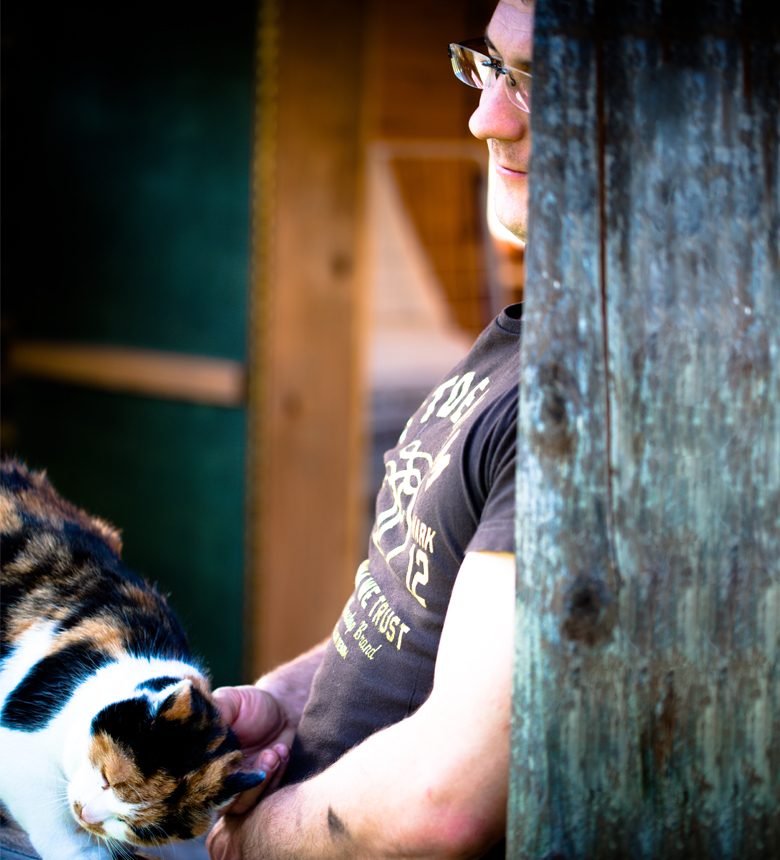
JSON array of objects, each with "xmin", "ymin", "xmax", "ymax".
[{"xmin": 405, "ymin": 547, "xmax": 429, "ymax": 608}]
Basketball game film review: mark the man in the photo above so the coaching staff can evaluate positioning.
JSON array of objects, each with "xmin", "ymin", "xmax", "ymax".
[{"xmin": 207, "ymin": 2, "xmax": 533, "ymax": 857}]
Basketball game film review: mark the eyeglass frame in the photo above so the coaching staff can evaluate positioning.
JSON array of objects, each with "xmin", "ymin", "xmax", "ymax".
[{"xmin": 448, "ymin": 37, "xmax": 532, "ymax": 113}]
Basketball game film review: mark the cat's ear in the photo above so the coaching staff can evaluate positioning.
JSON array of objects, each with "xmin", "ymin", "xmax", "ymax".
[
  {"xmin": 157, "ymin": 678, "xmax": 211, "ymax": 722},
  {"xmin": 214, "ymin": 770, "xmax": 266, "ymax": 806},
  {"xmin": 156, "ymin": 680, "xmax": 192, "ymax": 721}
]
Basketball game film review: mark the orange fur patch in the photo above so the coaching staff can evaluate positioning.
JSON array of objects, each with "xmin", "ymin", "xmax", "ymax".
[
  {"xmin": 0, "ymin": 493, "xmax": 22, "ymax": 531},
  {"xmin": 161, "ymin": 681, "xmax": 195, "ymax": 722},
  {"xmin": 54, "ymin": 616, "xmax": 126, "ymax": 657},
  {"xmin": 90, "ymin": 732, "xmax": 144, "ymax": 792}
]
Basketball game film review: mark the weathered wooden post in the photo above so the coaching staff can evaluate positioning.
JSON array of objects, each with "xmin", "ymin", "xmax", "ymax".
[{"xmin": 509, "ymin": 1, "xmax": 779, "ymax": 857}]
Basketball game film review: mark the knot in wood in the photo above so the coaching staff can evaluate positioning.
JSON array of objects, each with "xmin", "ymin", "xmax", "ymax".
[
  {"xmin": 560, "ymin": 573, "xmax": 616, "ymax": 646},
  {"xmin": 330, "ymin": 251, "xmax": 353, "ymax": 278},
  {"xmin": 530, "ymin": 361, "xmax": 578, "ymax": 459}
]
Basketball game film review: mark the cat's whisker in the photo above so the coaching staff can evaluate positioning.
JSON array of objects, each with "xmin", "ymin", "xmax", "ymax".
[
  {"xmin": 38, "ymin": 783, "xmax": 72, "ymax": 814},
  {"xmin": 108, "ymin": 838, "xmax": 136, "ymax": 860},
  {"xmin": 42, "ymin": 792, "xmax": 69, "ymax": 811},
  {"xmin": 85, "ymin": 830, "xmax": 106, "ymax": 860}
]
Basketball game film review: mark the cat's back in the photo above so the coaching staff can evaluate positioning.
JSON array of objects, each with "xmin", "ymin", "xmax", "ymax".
[{"xmin": 0, "ymin": 459, "xmax": 191, "ymax": 728}]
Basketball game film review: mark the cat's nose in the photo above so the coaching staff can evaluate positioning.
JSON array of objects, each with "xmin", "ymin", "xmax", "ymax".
[{"xmin": 74, "ymin": 801, "xmax": 102, "ymax": 825}]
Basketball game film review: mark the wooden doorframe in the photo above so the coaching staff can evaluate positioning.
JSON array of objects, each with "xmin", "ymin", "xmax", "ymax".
[{"xmin": 244, "ymin": 0, "xmax": 368, "ymax": 676}]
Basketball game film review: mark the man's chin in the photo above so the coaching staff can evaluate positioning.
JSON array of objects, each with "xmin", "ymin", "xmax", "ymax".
[
  {"xmin": 488, "ymin": 199, "xmax": 527, "ymax": 246},
  {"xmin": 498, "ymin": 213, "xmax": 528, "ymax": 244},
  {"xmin": 493, "ymin": 194, "xmax": 528, "ymax": 244}
]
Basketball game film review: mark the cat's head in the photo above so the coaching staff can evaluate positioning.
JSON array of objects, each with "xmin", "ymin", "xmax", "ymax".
[{"xmin": 67, "ymin": 677, "xmax": 264, "ymax": 847}]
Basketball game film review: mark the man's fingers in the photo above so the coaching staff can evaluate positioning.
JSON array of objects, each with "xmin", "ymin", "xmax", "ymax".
[
  {"xmin": 257, "ymin": 743, "xmax": 291, "ymax": 792},
  {"xmin": 222, "ymin": 744, "xmax": 291, "ymax": 815},
  {"xmin": 213, "ymin": 685, "xmax": 287, "ymax": 748},
  {"xmin": 207, "ymin": 814, "xmax": 241, "ymax": 860},
  {"xmin": 210, "ymin": 686, "xmax": 293, "ymax": 815},
  {"xmin": 212, "ymin": 686, "xmax": 242, "ymax": 726}
]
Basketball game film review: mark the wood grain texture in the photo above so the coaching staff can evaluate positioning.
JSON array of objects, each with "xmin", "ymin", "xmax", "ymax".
[
  {"xmin": 245, "ymin": 0, "xmax": 368, "ymax": 673},
  {"xmin": 510, "ymin": 1, "xmax": 779, "ymax": 856}
]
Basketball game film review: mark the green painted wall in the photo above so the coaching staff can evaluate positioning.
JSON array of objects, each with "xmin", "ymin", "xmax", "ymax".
[{"xmin": 2, "ymin": 2, "xmax": 258, "ymax": 686}]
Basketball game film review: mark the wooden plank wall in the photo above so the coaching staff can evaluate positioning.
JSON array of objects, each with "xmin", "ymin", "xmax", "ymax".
[{"xmin": 510, "ymin": 1, "xmax": 779, "ymax": 856}]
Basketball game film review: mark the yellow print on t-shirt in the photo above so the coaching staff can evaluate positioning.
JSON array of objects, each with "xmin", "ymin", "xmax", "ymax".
[
  {"xmin": 372, "ymin": 440, "xmax": 432, "ymax": 558},
  {"xmin": 332, "ymin": 561, "xmax": 412, "ymax": 662},
  {"xmin": 368, "ymin": 372, "xmax": 491, "ymax": 612}
]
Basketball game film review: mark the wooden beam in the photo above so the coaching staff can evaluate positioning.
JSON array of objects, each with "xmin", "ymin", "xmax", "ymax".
[
  {"xmin": 510, "ymin": 2, "xmax": 779, "ymax": 856},
  {"xmin": 7, "ymin": 340, "xmax": 246, "ymax": 406},
  {"xmin": 246, "ymin": 0, "xmax": 368, "ymax": 674}
]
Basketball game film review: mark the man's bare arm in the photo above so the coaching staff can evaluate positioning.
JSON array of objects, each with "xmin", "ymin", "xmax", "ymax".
[
  {"xmin": 255, "ymin": 637, "xmax": 328, "ymax": 727},
  {"xmin": 208, "ymin": 551, "xmax": 515, "ymax": 860}
]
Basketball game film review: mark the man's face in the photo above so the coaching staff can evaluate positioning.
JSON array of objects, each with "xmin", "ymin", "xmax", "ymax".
[{"xmin": 468, "ymin": 0, "xmax": 534, "ymax": 242}]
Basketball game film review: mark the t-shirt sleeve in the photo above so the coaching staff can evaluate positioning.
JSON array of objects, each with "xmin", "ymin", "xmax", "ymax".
[{"xmin": 464, "ymin": 387, "xmax": 517, "ymax": 555}]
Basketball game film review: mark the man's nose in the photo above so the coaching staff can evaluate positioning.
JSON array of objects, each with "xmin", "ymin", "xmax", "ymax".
[{"xmin": 468, "ymin": 80, "xmax": 528, "ymax": 142}]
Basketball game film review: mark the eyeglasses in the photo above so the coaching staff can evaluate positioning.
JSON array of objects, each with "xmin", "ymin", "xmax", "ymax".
[{"xmin": 448, "ymin": 38, "xmax": 532, "ymax": 113}]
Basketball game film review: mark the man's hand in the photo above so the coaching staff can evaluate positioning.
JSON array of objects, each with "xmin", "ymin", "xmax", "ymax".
[
  {"xmin": 207, "ymin": 806, "xmax": 248, "ymax": 860},
  {"xmin": 213, "ymin": 685, "xmax": 295, "ymax": 813},
  {"xmin": 207, "ymin": 553, "xmax": 513, "ymax": 859}
]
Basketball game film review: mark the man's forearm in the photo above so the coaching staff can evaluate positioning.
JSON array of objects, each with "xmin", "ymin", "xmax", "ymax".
[
  {"xmin": 221, "ymin": 697, "xmax": 506, "ymax": 860},
  {"xmin": 211, "ymin": 555, "xmax": 513, "ymax": 860}
]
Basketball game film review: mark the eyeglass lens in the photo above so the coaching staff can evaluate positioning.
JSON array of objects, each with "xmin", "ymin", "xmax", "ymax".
[{"xmin": 449, "ymin": 42, "xmax": 531, "ymax": 113}]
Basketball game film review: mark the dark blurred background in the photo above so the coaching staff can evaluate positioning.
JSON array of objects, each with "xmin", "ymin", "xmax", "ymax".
[{"xmin": 2, "ymin": 2, "xmax": 256, "ymax": 684}]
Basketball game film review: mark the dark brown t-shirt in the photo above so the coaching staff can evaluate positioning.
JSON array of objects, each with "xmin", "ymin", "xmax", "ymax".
[{"xmin": 284, "ymin": 306, "xmax": 522, "ymax": 855}]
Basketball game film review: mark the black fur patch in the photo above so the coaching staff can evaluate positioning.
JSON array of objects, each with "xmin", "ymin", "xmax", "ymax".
[
  {"xmin": 143, "ymin": 716, "xmax": 223, "ymax": 779},
  {"xmin": 92, "ymin": 692, "xmax": 230, "ymax": 779},
  {"xmin": 0, "ymin": 529, "xmax": 30, "ymax": 572},
  {"xmin": 0, "ymin": 463, "xmax": 34, "ymax": 492},
  {"xmin": 92, "ymin": 697, "xmax": 154, "ymax": 759},
  {"xmin": 1, "ymin": 643, "xmax": 111, "ymax": 730},
  {"xmin": 122, "ymin": 607, "xmax": 190, "ymax": 662},
  {"xmin": 1, "ymin": 529, "xmax": 63, "ymax": 660},
  {"xmin": 62, "ymin": 521, "xmax": 118, "ymax": 570},
  {"xmin": 136, "ymin": 676, "xmax": 181, "ymax": 693}
]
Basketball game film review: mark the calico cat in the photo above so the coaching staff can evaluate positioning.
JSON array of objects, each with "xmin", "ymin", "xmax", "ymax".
[{"xmin": 0, "ymin": 460, "xmax": 262, "ymax": 860}]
